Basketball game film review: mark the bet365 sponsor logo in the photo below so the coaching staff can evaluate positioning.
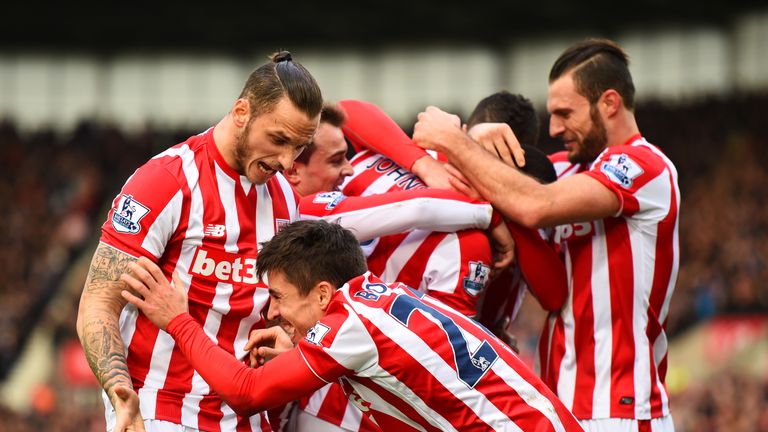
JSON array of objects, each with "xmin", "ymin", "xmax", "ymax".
[
  {"xmin": 189, "ymin": 248, "xmax": 259, "ymax": 285},
  {"xmin": 553, "ymin": 221, "xmax": 593, "ymax": 243}
]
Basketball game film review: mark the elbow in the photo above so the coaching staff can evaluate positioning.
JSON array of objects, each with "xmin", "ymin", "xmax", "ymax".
[
  {"xmin": 224, "ymin": 396, "xmax": 263, "ymax": 418},
  {"xmin": 516, "ymin": 208, "xmax": 547, "ymax": 230}
]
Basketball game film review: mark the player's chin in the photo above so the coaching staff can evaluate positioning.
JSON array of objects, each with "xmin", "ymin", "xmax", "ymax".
[{"xmin": 247, "ymin": 163, "xmax": 276, "ymax": 184}]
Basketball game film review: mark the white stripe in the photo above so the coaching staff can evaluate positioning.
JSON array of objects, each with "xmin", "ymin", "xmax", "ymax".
[
  {"xmin": 255, "ymin": 183, "xmax": 275, "ymax": 250},
  {"xmin": 138, "ymin": 332, "xmax": 176, "ymax": 419},
  {"xmin": 275, "ymin": 173, "xmax": 299, "ymax": 221},
  {"xmin": 590, "ymin": 220, "xmax": 612, "ymax": 419},
  {"xmin": 219, "ymin": 403, "xmax": 237, "ymax": 431},
  {"xmin": 380, "ymin": 230, "xmax": 430, "ymax": 284},
  {"xmin": 303, "ymin": 384, "xmax": 333, "ymax": 416},
  {"xmin": 339, "ymin": 400, "xmax": 364, "ymax": 431},
  {"xmin": 362, "ymin": 168, "xmax": 407, "ymax": 195},
  {"xmin": 557, "ymin": 243, "xmax": 577, "ymax": 410},
  {"xmin": 628, "ymin": 216, "xmax": 655, "ymax": 419},
  {"xmin": 173, "ymin": 145, "xmax": 205, "ymax": 429},
  {"xmin": 421, "ymin": 233, "xmax": 462, "ymax": 295},
  {"xmin": 141, "ymin": 190, "xmax": 184, "ymax": 258},
  {"xmin": 317, "ymin": 198, "xmax": 491, "ymax": 242}
]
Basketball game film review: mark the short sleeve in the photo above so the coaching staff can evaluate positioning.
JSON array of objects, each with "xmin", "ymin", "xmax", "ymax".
[
  {"xmin": 583, "ymin": 145, "xmax": 670, "ymax": 219},
  {"xmin": 100, "ymin": 160, "xmax": 185, "ymax": 260}
]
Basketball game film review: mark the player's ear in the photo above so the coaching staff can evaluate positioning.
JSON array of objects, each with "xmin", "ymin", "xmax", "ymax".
[
  {"xmin": 315, "ymin": 281, "xmax": 335, "ymax": 311},
  {"xmin": 232, "ymin": 98, "xmax": 251, "ymax": 127},
  {"xmin": 599, "ymin": 89, "xmax": 621, "ymax": 117}
]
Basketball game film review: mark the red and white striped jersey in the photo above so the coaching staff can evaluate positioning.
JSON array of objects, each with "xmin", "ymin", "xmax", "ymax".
[
  {"xmin": 540, "ymin": 135, "xmax": 680, "ymax": 421},
  {"xmin": 298, "ymin": 272, "xmax": 583, "ymax": 431},
  {"xmin": 336, "ymin": 149, "xmax": 492, "ymax": 316},
  {"xmin": 100, "ymin": 127, "xmax": 297, "ymax": 431}
]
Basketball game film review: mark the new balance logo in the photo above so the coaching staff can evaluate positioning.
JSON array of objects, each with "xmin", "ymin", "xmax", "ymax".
[{"xmin": 204, "ymin": 224, "xmax": 226, "ymax": 238}]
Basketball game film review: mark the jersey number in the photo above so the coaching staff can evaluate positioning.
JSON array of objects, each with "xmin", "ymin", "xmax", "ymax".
[{"xmin": 389, "ymin": 295, "xmax": 498, "ymax": 388}]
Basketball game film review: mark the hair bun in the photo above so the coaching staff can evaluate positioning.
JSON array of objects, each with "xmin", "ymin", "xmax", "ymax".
[{"xmin": 272, "ymin": 51, "xmax": 293, "ymax": 63}]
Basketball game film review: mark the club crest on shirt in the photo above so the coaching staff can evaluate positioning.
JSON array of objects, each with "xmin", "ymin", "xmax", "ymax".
[
  {"xmin": 312, "ymin": 191, "xmax": 347, "ymax": 210},
  {"xmin": 463, "ymin": 261, "xmax": 491, "ymax": 297},
  {"xmin": 305, "ymin": 322, "xmax": 331, "ymax": 345},
  {"xmin": 111, "ymin": 195, "xmax": 150, "ymax": 234},
  {"xmin": 601, "ymin": 153, "xmax": 644, "ymax": 189}
]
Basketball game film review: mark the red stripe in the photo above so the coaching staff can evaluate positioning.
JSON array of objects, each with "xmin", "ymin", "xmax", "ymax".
[
  {"xmin": 316, "ymin": 384, "xmax": 348, "ymax": 427},
  {"xmin": 539, "ymin": 314, "xmax": 564, "ymax": 394},
  {"xmin": 395, "ymin": 232, "xmax": 447, "ymax": 290},
  {"xmin": 605, "ymin": 217, "xmax": 637, "ymax": 418},
  {"xmin": 569, "ymin": 235, "xmax": 596, "ymax": 418},
  {"xmin": 366, "ymin": 233, "xmax": 409, "ymax": 277}
]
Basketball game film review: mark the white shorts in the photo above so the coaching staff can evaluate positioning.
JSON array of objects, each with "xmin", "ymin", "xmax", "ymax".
[
  {"xmin": 291, "ymin": 409, "xmax": 352, "ymax": 432},
  {"xmin": 579, "ymin": 415, "xmax": 675, "ymax": 432},
  {"xmin": 107, "ymin": 418, "xmax": 201, "ymax": 432}
]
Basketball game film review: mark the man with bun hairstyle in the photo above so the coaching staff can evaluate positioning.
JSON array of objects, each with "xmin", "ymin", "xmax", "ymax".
[{"xmin": 77, "ymin": 51, "xmax": 324, "ymax": 432}]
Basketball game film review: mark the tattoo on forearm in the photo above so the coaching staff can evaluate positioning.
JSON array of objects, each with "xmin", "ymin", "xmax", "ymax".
[
  {"xmin": 81, "ymin": 318, "xmax": 132, "ymax": 393},
  {"xmin": 80, "ymin": 244, "xmax": 138, "ymax": 395}
]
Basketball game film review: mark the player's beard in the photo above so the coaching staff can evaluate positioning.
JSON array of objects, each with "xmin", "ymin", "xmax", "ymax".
[
  {"xmin": 568, "ymin": 104, "xmax": 608, "ymax": 164},
  {"xmin": 233, "ymin": 118, "xmax": 254, "ymax": 176}
]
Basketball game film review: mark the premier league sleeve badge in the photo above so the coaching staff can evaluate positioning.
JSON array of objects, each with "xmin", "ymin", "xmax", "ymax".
[{"xmin": 111, "ymin": 194, "xmax": 150, "ymax": 234}]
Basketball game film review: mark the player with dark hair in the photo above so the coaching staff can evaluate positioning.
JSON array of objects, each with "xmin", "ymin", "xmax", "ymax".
[
  {"xmin": 120, "ymin": 220, "xmax": 585, "ymax": 431},
  {"xmin": 413, "ymin": 38, "xmax": 679, "ymax": 432}
]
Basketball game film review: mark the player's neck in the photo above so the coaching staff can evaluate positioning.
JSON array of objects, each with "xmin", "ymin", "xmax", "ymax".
[
  {"xmin": 213, "ymin": 115, "xmax": 239, "ymax": 170},
  {"xmin": 606, "ymin": 111, "xmax": 640, "ymax": 148}
]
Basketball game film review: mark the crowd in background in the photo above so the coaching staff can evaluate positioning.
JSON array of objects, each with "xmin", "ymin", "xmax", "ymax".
[{"xmin": 0, "ymin": 94, "xmax": 766, "ymax": 430}]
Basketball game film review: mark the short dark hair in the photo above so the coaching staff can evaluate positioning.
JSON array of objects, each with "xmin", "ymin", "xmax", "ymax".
[
  {"xmin": 256, "ymin": 220, "xmax": 367, "ymax": 296},
  {"xmin": 549, "ymin": 38, "xmax": 635, "ymax": 110},
  {"xmin": 519, "ymin": 145, "xmax": 557, "ymax": 184},
  {"xmin": 467, "ymin": 91, "xmax": 540, "ymax": 147},
  {"xmin": 239, "ymin": 50, "xmax": 323, "ymax": 120},
  {"xmin": 295, "ymin": 102, "xmax": 347, "ymax": 164}
]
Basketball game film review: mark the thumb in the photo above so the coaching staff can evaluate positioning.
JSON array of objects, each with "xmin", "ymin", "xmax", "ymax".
[
  {"xmin": 114, "ymin": 386, "xmax": 131, "ymax": 401},
  {"xmin": 171, "ymin": 271, "xmax": 185, "ymax": 292}
]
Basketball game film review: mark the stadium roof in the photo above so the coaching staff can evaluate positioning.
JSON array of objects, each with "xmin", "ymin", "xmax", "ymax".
[{"xmin": 2, "ymin": 1, "xmax": 765, "ymax": 54}]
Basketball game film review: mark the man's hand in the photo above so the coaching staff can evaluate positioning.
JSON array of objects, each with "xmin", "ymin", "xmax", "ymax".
[
  {"xmin": 488, "ymin": 221, "xmax": 515, "ymax": 279},
  {"xmin": 112, "ymin": 385, "xmax": 146, "ymax": 432},
  {"xmin": 467, "ymin": 123, "xmax": 526, "ymax": 168},
  {"xmin": 244, "ymin": 326, "xmax": 294, "ymax": 367},
  {"xmin": 410, "ymin": 155, "xmax": 455, "ymax": 191},
  {"xmin": 444, "ymin": 163, "xmax": 482, "ymax": 200},
  {"xmin": 412, "ymin": 106, "xmax": 463, "ymax": 153},
  {"xmin": 119, "ymin": 257, "xmax": 188, "ymax": 330}
]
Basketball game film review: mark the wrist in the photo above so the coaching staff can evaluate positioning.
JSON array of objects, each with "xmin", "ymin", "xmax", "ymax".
[{"xmin": 166, "ymin": 312, "xmax": 194, "ymax": 335}]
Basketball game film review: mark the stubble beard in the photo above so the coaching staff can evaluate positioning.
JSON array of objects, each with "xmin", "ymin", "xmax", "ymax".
[
  {"xmin": 568, "ymin": 104, "xmax": 608, "ymax": 165},
  {"xmin": 233, "ymin": 119, "xmax": 253, "ymax": 177}
]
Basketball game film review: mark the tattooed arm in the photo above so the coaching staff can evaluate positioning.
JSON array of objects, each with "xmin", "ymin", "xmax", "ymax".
[{"xmin": 76, "ymin": 243, "xmax": 146, "ymax": 431}]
